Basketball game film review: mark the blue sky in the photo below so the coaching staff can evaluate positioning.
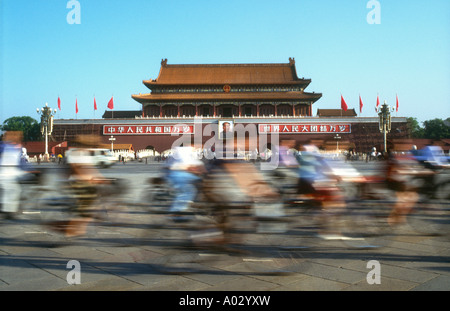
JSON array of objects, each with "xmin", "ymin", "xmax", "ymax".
[{"xmin": 1, "ymin": 0, "xmax": 449, "ymax": 124}]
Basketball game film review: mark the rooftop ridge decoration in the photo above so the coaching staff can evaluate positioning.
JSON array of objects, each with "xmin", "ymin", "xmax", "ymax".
[
  {"xmin": 159, "ymin": 57, "xmax": 296, "ymax": 68},
  {"xmin": 132, "ymin": 58, "xmax": 322, "ymax": 118}
]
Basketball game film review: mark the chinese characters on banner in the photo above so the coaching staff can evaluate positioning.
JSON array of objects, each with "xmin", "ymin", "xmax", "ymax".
[
  {"xmin": 103, "ymin": 124, "xmax": 195, "ymax": 135},
  {"xmin": 103, "ymin": 123, "xmax": 351, "ymax": 135},
  {"xmin": 258, "ymin": 124, "xmax": 351, "ymax": 134}
]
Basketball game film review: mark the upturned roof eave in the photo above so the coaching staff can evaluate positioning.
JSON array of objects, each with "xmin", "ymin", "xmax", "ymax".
[{"xmin": 131, "ymin": 92, "xmax": 322, "ymax": 104}]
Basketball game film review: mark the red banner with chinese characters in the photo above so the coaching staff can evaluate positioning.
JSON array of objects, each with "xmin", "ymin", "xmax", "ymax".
[
  {"xmin": 258, "ymin": 124, "xmax": 351, "ymax": 134},
  {"xmin": 103, "ymin": 124, "xmax": 195, "ymax": 135}
]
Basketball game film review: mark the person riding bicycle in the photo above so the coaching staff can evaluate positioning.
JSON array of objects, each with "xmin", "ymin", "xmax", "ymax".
[
  {"xmin": 384, "ymin": 151, "xmax": 427, "ymax": 225},
  {"xmin": 49, "ymin": 134, "xmax": 115, "ymax": 237},
  {"xmin": 165, "ymin": 146, "xmax": 205, "ymax": 221},
  {"xmin": 0, "ymin": 131, "xmax": 27, "ymax": 219},
  {"xmin": 295, "ymin": 144, "xmax": 348, "ymax": 239}
]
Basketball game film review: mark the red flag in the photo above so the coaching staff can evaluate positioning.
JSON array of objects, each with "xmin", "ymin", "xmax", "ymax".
[
  {"xmin": 94, "ymin": 97, "xmax": 97, "ymax": 110},
  {"xmin": 376, "ymin": 95, "xmax": 380, "ymax": 108},
  {"xmin": 58, "ymin": 97, "xmax": 61, "ymax": 110},
  {"xmin": 359, "ymin": 95, "xmax": 363, "ymax": 114},
  {"xmin": 107, "ymin": 97, "xmax": 114, "ymax": 110},
  {"xmin": 340, "ymin": 95, "xmax": 348, "ymax": 111},
  {"xmin": 76, "ymin": 98, "xmax": 79, "ymax": 114},
  {"xmin": 396, "ymin": 94, "xmax": 399, "ymax": 112}
]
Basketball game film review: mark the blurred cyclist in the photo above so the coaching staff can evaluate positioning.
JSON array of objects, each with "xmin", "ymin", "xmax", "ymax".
[
  {"xmin": 166, "ymin": 146, "xmax": 205, "ymax": 221},
  {"xmin": 0, "ymin": 131, "xmax": 26, "ymax": 219}
]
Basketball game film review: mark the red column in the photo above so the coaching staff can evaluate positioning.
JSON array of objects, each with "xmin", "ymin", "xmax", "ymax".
[{"xmin": 160, "ymin": 104, "xmax": 163, "ymax": 117}]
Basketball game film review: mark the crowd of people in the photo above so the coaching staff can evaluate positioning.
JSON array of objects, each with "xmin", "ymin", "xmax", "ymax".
[
  {"xmin": 144, "ymin": 140, "xmax": 449, "ymax": 243},
  {"xmin": 1, "ymin": 132, "xmax": 449, "ymax": 243}
]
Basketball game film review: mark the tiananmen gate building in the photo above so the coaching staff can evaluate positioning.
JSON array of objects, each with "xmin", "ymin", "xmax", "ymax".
[{"xmin": 51, "ymin": 58, "xmax": 410, "ymax": 157}]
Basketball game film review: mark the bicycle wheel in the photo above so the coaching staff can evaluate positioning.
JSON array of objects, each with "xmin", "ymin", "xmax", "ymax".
[
  {"xmin": 77, "ymin": 179, "xmax": 142, "ymax": 247},
  {"xmin": 233, "ymin": 201, "xmax": 312, "ymax": 275},
  {"xmin": 146, "ymin": 210, "xmax": 228, "ymax": 274},
  {"xmin": 149, "ymin": 247, "xmax": 226, "ymax": 275},
  {"xmin": 22, "ymin": 183, "xmax": 86, "ymax": 246},
  {"xmin": 18, "ymin": 183, "xmax": 46, "ymax": 223},
  {"xmin": 339, "ymin": 201, "xmax": 394, "ymax": 248},
  {"xmin": 35, "ymin": 184, "xmax": 76, "ymax": 223},
  {"xmin": 434, "ymin": 181, "xmax": 450, "ymax": 201},
  {"xmin": 138, "ymin": 177, "xmax": 174, "ymax": 210},
  {"xmin": 408, "ymin": 200, "xmax": 450, "ymax": 236}
]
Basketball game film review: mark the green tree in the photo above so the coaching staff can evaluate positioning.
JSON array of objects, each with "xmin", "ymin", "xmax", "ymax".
[
  {"xmin": 406, "ymin": 117, "xmax": 424, "ymax": 138},
  {"xmin": 1, "ymin": 116, "xmax": 41, "ymax": 141},
  {"xmin": 422, "ymin": 118, "xmax": 450, "ymax": 140}
]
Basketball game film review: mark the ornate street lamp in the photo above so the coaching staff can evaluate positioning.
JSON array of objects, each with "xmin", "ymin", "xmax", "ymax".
[
  {"xmin": 334, "ymin": 133, "xmax": 341, "ymax": 152},
  {"xmin": 109, "ymin": 135, "xmax": 116, "ymax": 152},
  {"xmin": 37, "ymin": 103, "xmax": 57, "ymax": 157},
  {"xmin": 378, "ymin": 100, "xmax": 395, "ymax": 153}
]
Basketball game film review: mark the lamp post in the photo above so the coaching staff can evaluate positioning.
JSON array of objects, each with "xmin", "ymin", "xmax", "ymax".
[
  {"xmin": 378, "ymin": 100, "xmax": 394, "ymax": 153},
  {"xmin": 109, "ymin": 135, "xmax": 116, "ymax": 152},
  {"xmin": 334, "ymin": 133, "xmax": 341, "ymax": 152},
  {"xmin": 37, "ymin": 103, "xmax": 57, "ymax": 158}
]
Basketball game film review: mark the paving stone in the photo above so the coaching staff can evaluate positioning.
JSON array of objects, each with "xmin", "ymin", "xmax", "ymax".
[
  {"xmin": 1, "ymin": 274, "xmax": 69, "ymax": 291},
  {"xmin": 243, "ymin": 271, "xmax": 310, "ymax": 286},
  {"xmin": 51, "ymin": 245, "xmax": 110, "ymax": 261},
  {"xmin": 411, "ymin": 275, "xmax": 450, "ymax": 291},
  {"xmin": 138, "ymin": 275, "xmax": 209, "ymax": 291},
  {"xmin": 331, "ymin": 259, "xmax": 438, "ymax": 284},
  {"xmin": 122, "ymin": 272, "xmax": 178, "ymax": 288},
  {"xmin": 299, "ymin": 261, "xmax": 367, "ymax": 284},
  {"xmin": 0, "ymin": 259, "xmax": 54, "ymax": 285},
  {"xmin": 344, "ymin": 276, "xmax": 418, "ymax": 291},
  {"xmin": 203, "ymin": 276, "xmax": 279, "ymax": 291},
  {"xmin": 402, "ymin": 259, "xmax": 450, "ymax": 276},
  {"xmin": 58, "ymin": 277, "xmax": 142, "ymax": 291},
  {"xmin": 275, "ymin": 275, "xmax": 350, "ymax": 291}
]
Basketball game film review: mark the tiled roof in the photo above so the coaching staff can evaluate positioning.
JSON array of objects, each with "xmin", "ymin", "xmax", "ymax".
[{"xmin": 143, "ymin": 58, "xmax": 310, "ymax": 86}]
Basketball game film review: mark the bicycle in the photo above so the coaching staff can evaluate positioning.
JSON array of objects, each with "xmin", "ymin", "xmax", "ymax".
[
  {"xmin": 142, "ymin": 160, "xmax": 311, "ymax": 275},
  {"xmin": 19, "ymin": 168, "xmax": 134, "ymax": 247}
]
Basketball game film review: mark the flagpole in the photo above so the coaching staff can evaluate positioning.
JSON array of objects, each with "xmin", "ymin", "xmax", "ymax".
[
  {"xmin": 111, "ymin": 95, "xmax": 114, "ymax": 119},
  {"xmin": 396, "ymin": 94, "xmax": 399, "ymax": 117},
  {"xmin": 93, "ymin": 95, "xmax": 95, "ymax": 134}
]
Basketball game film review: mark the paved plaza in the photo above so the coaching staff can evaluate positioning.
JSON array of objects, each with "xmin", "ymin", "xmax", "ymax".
[{"xmin": 1, "ymin": 161, "xmax": 449, "ymax": 293}]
